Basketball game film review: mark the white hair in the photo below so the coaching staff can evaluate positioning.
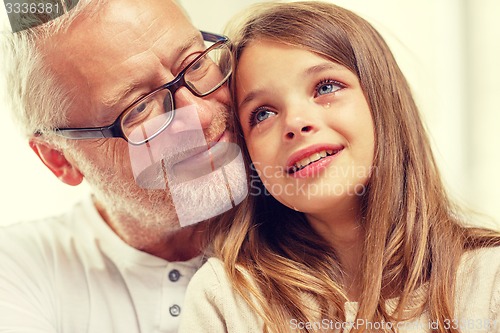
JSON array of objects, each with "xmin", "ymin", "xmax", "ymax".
[{"xmin": 0, "ymin": 0, "xmax": 104, "ymax": 146}]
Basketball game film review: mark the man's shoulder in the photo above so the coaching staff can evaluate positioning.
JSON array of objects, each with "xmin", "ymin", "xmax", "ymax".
[
  {"xmin": 1, "ymin": 212, "xmax": 72, "ymax": 241},
  {"xmin": 0, "ymin": 197, "xmax": 101, "ymax": 264},
  {"xmin": 1, "ymin": 200, "xmax": 87, "ymax": 242}
]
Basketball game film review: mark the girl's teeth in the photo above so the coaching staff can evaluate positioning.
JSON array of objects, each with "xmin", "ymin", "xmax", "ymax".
[
  {"xmin": 309, "ymin": 152, "xmax": 321, "ymax": 162},
  {"xmin": 294, "ymin": 150, "xmax": 332, "ymax": 170},
  {"xmin": 297, "ymin": 157, "xmax": 311, "ymax": 168}
]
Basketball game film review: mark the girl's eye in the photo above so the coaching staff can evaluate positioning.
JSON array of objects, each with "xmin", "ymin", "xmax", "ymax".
[
  {"xmin": 249, "ymin": 107, "xmax": 277, "ymax": 127},
  {"xmin": 315, "ymin": 79, "xmax": 344, "ymax": 97}
]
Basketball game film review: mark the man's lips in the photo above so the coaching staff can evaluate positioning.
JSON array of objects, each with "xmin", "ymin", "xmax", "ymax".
[
  {"xmin": 286, "ymin": 143, "xmax": 345, "ymax": 174},
  {"xmin": 173, "ymin": 129, "xmax": 227, "ymax": 164},
  {"xmin": 164, "ymin": 129, "xmax": 226, "ymax": 165},
  {"xmin": 132, "ymin": 128, "xmax": 240, "ymax": 188},
  {"xmin": 169, "ymin": 129, "xmax": 240, "ymax": 183}
]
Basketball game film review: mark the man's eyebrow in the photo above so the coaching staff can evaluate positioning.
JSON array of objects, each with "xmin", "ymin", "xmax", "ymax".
[
  {"xmin": 101, "ymin": 82, "xmax": 141, "ymax": 110},
  {"xmin": 101, "ymin": 33, "xmax": 202, "ymax": 111}
]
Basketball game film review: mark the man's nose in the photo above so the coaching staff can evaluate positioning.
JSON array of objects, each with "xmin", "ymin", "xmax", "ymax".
[{"xmin": 174, "ymin": 87, "xmax": 215, "ymax": 129}]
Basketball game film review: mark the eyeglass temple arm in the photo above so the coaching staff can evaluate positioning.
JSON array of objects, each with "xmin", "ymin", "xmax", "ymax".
[{"xmin": 54, "ymin": 125, "xmax": 119, "ymax": 140}]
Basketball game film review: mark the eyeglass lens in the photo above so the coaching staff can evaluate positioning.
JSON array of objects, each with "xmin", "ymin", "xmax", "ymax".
[{"xmin": 122, "ymin": 42, "xmax": 231, "ymax": 145}]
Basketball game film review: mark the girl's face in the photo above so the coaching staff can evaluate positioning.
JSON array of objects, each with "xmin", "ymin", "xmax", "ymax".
[{"xmin": 236, "ymin": 40, "xmax": 375, "ymax": 216}]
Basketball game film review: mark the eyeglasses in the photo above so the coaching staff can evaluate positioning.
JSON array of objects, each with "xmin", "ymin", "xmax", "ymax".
[{"xmin": 51, "ymin": 31, "xmax": 233, "ymax": 145}]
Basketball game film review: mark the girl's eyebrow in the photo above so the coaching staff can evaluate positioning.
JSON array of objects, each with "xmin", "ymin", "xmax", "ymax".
[
  {"xmin": 238, "ymin": 62, "xmax": 344, "ymax": 110},
  {"xmin": 304, "ymin": 62, "xmax": 344, "ymax": 76},
  {"xmin": 238, "ymin": 88, "xmax": 265, "ymax": 110}
]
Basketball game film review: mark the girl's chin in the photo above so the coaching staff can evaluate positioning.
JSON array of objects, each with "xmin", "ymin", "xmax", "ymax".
[
  {"xmin": 277, "ymin": 193, "xmax": 364, "ymax": 215},
  {"xmin": 278, "ymin": 197, "xmax": 334, "ymax": 213}
]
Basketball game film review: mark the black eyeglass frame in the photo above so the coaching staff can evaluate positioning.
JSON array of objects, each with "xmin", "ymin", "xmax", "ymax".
[{"xmin": 49, "ymin": 31, "xmax": 231, "ymax": 145}]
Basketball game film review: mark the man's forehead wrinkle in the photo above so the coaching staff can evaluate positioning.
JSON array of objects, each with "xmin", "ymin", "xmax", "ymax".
[
  {"xmin": 101, "ymin": 33, "xmax": 202, "ymax": 111},
  {"xmin": 100, "ymin": 48, "xmax": 162, "ymax": 111},
  {"xmin": 147, "ymin": 13, "xmax": 163, "ymax": 33},
  {"xmin": 124, "ymin": 9, "xmax": 163, "ymax": 43},
  {"xmin": 46, "ymin": 0, "xmax": 203, "ymax": 123},
  {"xmin": 152, "ymin": 33, "xmax": 200, "ymax": 60}
]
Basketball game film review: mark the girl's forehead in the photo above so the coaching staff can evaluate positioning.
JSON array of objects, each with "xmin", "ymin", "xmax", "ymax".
[{"xmin": 237, "ymin": 37, "xmax": 357, "ymax": 71}]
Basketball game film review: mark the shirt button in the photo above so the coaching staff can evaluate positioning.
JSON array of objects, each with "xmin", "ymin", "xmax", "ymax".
[
  {"xmin": 168, "ymin": 269, "xmax": 181, "ymax": 282},
  {"xmin": 169, "ymin": 304, "xmax": 181, "ymax": 317}
]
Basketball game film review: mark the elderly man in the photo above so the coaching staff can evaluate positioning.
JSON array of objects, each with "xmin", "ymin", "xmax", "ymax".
[{"xmin": 0, "ymin": 0, "xmax": 246, "ymax": 331}]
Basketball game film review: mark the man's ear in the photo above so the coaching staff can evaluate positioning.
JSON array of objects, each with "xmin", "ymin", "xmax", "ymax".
[{"xmin": 29, "ymin": 138, "xmax": 84, "ymax": 186}]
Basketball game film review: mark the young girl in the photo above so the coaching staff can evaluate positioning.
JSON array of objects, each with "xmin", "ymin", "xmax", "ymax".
[{"xmin": 179, "ymin": 2, "xmax": 500, "ymax": 332}]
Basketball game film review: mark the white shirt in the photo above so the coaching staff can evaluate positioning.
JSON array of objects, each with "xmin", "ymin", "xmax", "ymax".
[{"xmin": 0, "ymin": 196, "xmax": 202, "ymax": 333}]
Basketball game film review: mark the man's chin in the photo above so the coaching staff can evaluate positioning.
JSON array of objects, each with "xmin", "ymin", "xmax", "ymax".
[{"xmin": 168, "ymin": 147, "xmax": 248, "ymax": 227}]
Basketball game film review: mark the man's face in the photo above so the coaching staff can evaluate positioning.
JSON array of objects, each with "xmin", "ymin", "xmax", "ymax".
[{"xmin": 41, "ymin": 0, "xmax": 238, "ymax": 229}]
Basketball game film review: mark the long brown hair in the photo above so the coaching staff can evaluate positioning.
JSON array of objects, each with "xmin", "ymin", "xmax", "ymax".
[{"xmin": 207, "ymin": 2, "xmax": 500, "ymax": 332}]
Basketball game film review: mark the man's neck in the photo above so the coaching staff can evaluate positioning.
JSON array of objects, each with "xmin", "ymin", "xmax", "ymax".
[
  {"xmin": 135, "ymin": 224, "xmax": 206, "ymax": 261},
  {"xmin": 93, "ymin": 198, "xmax": 205, "ymax": 262}
]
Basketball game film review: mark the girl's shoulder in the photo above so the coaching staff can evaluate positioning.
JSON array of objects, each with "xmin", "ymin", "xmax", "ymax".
[
  {"xmin": 458, "ymin": 246, "xmax": 500, "ymax": 279},
  {"xmin": 454, "ymin": 246, "xmax": 500, "ymax": 325},
  {"xmin": 194, "ymin": 257, "xmax": 228, "ymax": 285},
  {"xmin": 182, "ymin": 257, "xmax": 264, "ymax": 333},
  {"xmin": 185, "ymin": 257, "xmax": 235, "ymax": 302},
  {"xmin": 193, "ymin": 257, "xmax": 262, "ymax": 297}
]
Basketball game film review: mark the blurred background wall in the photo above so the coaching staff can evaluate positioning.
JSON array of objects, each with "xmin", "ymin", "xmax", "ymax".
[{"xmin": 0, "ymin": 0, "xmax": 499, "ymax": 227}]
